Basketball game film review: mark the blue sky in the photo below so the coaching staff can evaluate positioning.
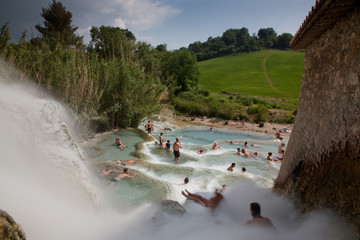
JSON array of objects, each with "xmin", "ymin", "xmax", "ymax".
[{"xmin": 1, "ymin": 0, "xmax": 315, "ymax": 50}]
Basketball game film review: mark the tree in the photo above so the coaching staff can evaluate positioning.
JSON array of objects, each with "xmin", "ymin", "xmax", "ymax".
[
  {"xmin": 275, "ymin": 33, "xmax": 293, "ymax": 49},
  {"xmin": 89, "ymin": 25, "xmax": 136, "ymax": 59},
  {"xmin": 222, "ymin": 29, "xmax": 237, "ymax": 45},
  {"xmin": 156, "ymin": 44, "xmax": 167, "ymax": 52},
  {"xmin": 257, "ymin": 28, "xmax": 277, "ymax": 49},
  {"xmin": 162, "ymin": 49, "xmax": 199, "ymax": 91},
  {"xmin": 0, "ymin": 22, "xmax": 10, "ymax": 51},
  {"xmin": 35, "ymin": 0, "xmax": 81, "ymax": 49}
]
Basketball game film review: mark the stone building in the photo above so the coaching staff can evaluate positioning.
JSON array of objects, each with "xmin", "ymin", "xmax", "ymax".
[{"xmin": 274, "ymin": 0, "xmax": 360, "ymax": 236}]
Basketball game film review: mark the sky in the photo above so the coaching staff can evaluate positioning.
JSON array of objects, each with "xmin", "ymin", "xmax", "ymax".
[{"xmin": 0, "ymin": 0, "xmax": 315, "ymax": 50}]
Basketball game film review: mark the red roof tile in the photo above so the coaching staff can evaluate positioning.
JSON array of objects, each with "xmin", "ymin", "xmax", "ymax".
[{"xmin": 290, "ymin": 0, "xmax": 357, "ymax": 50}]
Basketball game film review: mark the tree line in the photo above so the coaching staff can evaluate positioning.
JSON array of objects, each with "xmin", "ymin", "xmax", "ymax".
[
  {"xmin": 0, "ymin": 0, "xmax": 295, "ymax": 133},
  {"xmin": 0, "ymin": 0, "xmax": 198, "ymax": 135},
  {"xmin": 188, "ymin": 27, "xmax": 293, "ymax": 61}
]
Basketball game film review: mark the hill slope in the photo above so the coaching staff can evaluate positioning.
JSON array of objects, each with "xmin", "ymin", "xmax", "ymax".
[{"xmin": 198, "ymin": 50, "xmax": 305, "ymax": 107}]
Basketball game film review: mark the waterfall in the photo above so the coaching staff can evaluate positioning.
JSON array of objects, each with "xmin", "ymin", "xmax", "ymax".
[{"xmin": 0, "ymin": 60, "xmax": 124, "ymax": 239}]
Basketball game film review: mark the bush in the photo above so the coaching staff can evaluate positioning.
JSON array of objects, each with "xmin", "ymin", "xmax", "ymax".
[
  {"xmin": 238, "ymin": 112, "xmax": 250, "ymax": 121},
  {"xmin": 273, "ymin": 113, "xmax": 295, "ymax": 124},
  {"xmin": 196, "ymin": 87, "xmax": 210, "ymax": 97},
  {"xmin": 210, "ymin": 118, "xmax": 220, "ymax": 123},
  {"xmin": 247, "ymin": 104, "xmax": 268, "ymax": 123},
  {"xmin": 178, "ymin": 91, "xmax": 197, "ymax": 101}
]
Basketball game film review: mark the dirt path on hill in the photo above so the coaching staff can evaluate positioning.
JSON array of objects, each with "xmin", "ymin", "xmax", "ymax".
[{"xmin": 263, "ymin": 52, "xmax": 276, "ymax": 90}]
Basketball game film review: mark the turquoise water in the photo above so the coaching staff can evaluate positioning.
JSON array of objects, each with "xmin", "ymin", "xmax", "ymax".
[
  {"xmin": 86, "ymin": 129, "xmax": 143, "ymax": 162},
  {"xmin": 89, "ymin": 125, "xmax": 287, "ymax": 210}
]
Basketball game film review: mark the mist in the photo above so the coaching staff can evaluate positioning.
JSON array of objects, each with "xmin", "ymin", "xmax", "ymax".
[{"xmin": 0, "ymin": 60, "xmax": 352, "ymax": 240}]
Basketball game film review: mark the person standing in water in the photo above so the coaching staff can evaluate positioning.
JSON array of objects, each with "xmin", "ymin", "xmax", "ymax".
[
  {"xmin": 145, "ymin": 120, "xmax": 154, "ymax": 134},
  {"xmin": 165, "ymin": 140, "xmax": 171, "ymax": 150},
  {"xmin": 173, "ymin": 137, "xmax": 182, "ymax": 162},
  {"xmin": 159, "ymin": 132, "xmax": 165, "ymax": 147}
]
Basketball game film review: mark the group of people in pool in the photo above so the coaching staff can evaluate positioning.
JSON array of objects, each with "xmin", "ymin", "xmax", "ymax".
[
  {"xmin": 107, "ymin": 123, "xmax": 278, "ymax": 228},
  {"xmin": 157, "ymin": 126, "xmax": 285, "ymax": 173}
]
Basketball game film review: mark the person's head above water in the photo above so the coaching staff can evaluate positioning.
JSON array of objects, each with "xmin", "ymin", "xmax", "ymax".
[
  {"xmin": 184, "ymin": 177, "xmax": 189, "ymax": 184},
  {"xmin": 250, "ymin": 202, "xmax": 261, "ymax": 216},
  {"xmin": 123, "ymin": 168, "xmax": 129, "ymax": 173}
]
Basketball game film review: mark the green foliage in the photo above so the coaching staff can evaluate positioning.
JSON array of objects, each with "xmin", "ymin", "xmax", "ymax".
[
  {"xmin": 272, "ymin": 113, "xmax": 295, "ymax": 124},
  {"xmin": 198, "ymin": 50, "xmax": 304, "ymax": 110},
  {"xmin": 1, "ymin": 29, "xmax": 163, "ymax": 131},
  {"xmin": 178, "ymin": 91, "xmax": 197, "ymax": 101},
  {"xmin": 89, "ymin": 25, "xmax": 136, "ymax": 60},
  {"xmin": 247, "ymin": 104, "xmax": 268, "ymax": 123},
  {"xmin": 161, "ymin": 49, "xmax": 199, "ymax": 91},
  {"xmin": 238, "ymin": 112, "xmax": 250, "ymax": 121},
  {"xmin": 274, "ymin": 33, "xmax": 293, "ymax": 50},
  {"xmin": 171, "ymin": 90, "xmax": 248, "ymax": 121},
  {"xmin": 35, "ymin": 0, "xmax": 82, "ymax": 49},
  {"xmin": 0, "ymin": 22, "xmax": 10, "ymax": 51},
  {"xmin": 188, "ymin": 27, "xmax": 293, "ymax": 61},
  {"xmin": 257, "ymin": 28, "xmax": 277, "ymax": 48}
]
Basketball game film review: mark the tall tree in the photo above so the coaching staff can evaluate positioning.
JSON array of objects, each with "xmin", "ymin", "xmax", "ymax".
[
  {"xmin": 162, "ymin": 49, "xmax": 199, "ymax": 91},
  {"xmin": 89, "ymin": 25, "xmax": 136, "ymax": 60},
  {"xmin": 35, "ymin": 0, "xmax": 81, "ymax": 49},
  {"xmin": 0, "ymin": 22, "xmax": 10, "ymax": 51},
  {"xmin": 275, "ymin": 33, "xmax": 293, "ymax": 50},
  {"xmin": 257, "ymin": 28, "xmax": 277, "ymax": 48}
]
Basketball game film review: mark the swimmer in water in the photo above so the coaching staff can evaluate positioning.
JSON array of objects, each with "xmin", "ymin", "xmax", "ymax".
[
  {"xmin": 182, "ymin": 189, "xmax": 224, "ymax": 212},
  {"xmin": 110, "ymin": 168, "xmax": 137, "ymax": 183},
  {"xmin": 115, "ymin": 157, "xmax": 138, "ymax": 166},
  {"xmin": 227, "ymin": 163, "xmax": 236, "ymax": 172},
  {"xmin": 246, "ymin": 202, "xmax": 274, "ymax": 228}
]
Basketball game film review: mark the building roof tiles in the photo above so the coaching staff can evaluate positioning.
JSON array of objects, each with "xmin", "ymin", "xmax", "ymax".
[{"xmin": 290, "ymin": 0, "xmax": 357, "ymax": 50}]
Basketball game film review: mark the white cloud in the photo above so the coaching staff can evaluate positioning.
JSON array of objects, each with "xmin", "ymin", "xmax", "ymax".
[
  {"xmin": 101, "ymin": 7, "xmax": 116, "ymax": 14},
  {"xmin": 112, "ymin": 0, "xmax": 181, "ymax": 31},
  {"xmin": 114, "ymin": 18, "xmax": 127, "ymax": 29},
  {"xmin": 76, "ymin": 26, "xmax": 91, "ymax": 36}
]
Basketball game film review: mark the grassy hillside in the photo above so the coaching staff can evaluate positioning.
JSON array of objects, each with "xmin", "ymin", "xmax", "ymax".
[{"xmin": 198, "ymin": 50, "xmax": 305, "ymax": 109}]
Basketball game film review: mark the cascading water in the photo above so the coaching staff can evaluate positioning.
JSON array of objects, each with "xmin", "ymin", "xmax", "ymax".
[
  {"xmin": 0, "ymin": 59, "xmax": 353, "ymax": 240},
  {"xmin": 0, "ymin": 61, "xmax": 128, "ymax": 239}
]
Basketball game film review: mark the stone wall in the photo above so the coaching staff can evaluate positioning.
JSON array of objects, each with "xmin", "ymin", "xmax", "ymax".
[{"xmin": 274, "ymin": 7, "xmax": 360, "ymax": 235}]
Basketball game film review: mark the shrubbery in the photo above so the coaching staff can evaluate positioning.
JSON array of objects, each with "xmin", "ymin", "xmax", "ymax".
[{"xmin": 170, "ymin": 87, "xmax": 297, "ymax": 124}]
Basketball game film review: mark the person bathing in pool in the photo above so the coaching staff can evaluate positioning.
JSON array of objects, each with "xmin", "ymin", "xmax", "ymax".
[
  {"xmin": 182, "ymin": 189, "xmax": 224, "ymax": 212},
  {"xmin": 115, "ymin": 138, "xmax": 126, "ymax": 150},
  {"xmin": 115, "ymin": 157, "xmax": 138, "ymax": 166},
  {"xmin": 110, "ymin": 168, "xmax": 137, "ymax": 183},
  {"xmin": 173, "ymin": 137, "xmax": 182, "ymax": 162}
]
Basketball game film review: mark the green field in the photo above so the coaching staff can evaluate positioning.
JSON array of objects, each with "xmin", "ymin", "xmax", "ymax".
[{"xmin": 198, "ymin": 50, "xmax": 305, "ymax": 108}]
